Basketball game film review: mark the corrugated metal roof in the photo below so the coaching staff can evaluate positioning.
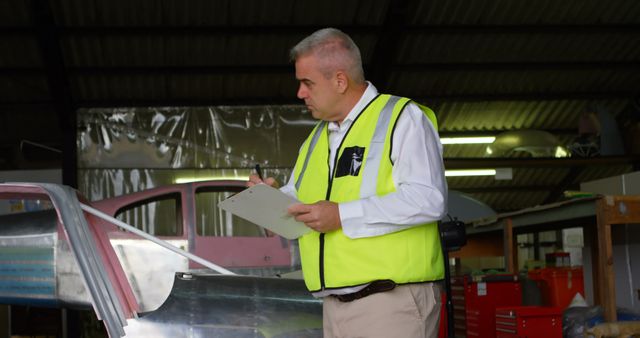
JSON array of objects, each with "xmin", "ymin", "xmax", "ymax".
[
  {"xmin": 0, "ymin": 0, "xmax": 30, "ymax": 26},
  {"xmin": 0, "ymin": 76, "xmax": 50, "ymax": 101},
  {"xmin": 1, "ymin": 0, "xmax": 638, "ymax": 213},
  {"xmin": 471, "ymin": 191, "xmax": 551, "ymax": 211},
  {"xmin": 390, "ymin": 69, "xmax": 637, "ymax": 98},
  {"xmin": 572, "ymin": 164, "xmax": 634, "ymax": 184},
  {"xmin": 435, "ymin": 100, "xmax": 629, "ymax": 132},
  {"xmin": 0, "ymin": 37, "xmax": 42, "ymax": 67},
  {"xmin": 397, "ymin": 33, "xmax": 640, "ymax": 64},
  {"xmin": 408, "ymin": 0, "xmax": 640, "ymax": 24},
  {"xmin": 52, "ymin": 0, "xmax": 390, "ymax": 26}
]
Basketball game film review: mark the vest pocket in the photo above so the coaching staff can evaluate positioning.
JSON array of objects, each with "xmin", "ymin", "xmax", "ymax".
[{"xmin": 335, "ymin": 146, "xmax": 365, "ymax": 178}]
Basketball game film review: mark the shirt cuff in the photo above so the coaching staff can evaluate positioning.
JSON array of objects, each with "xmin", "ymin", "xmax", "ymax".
[
  {"xmin": 339, "ymin": 200, "xmax": 364, "ymax": 238},
  {"xmin": 279, "ymin": 185, "xmax": 297, "ymax": 199}
]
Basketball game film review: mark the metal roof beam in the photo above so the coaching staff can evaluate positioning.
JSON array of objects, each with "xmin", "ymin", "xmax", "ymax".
[
  {"xmin": 440, "ymin": 129, "xmax": 577, "ymax": 137},
  {"xmin": 3, "ymin": 90, "xmax": 637, "ymax": 107},
  {"xmin": 426, "ymin": 91, "xmax": 639, "ymax": 102},
  {"xmin": 75, "ymin": 93, "xmax": 638, "ymax": 106},
  {"xmin": 30, "ymin": 0, "xmax": 76, "ymax": 187},
  {"xmin": 396, "ymin": 61, "xmax": 640, "ymax": 72},
  {"xmin": 367, "ymin": 0, "xmax": 411, "ymax": 90},
  {"xmin": 4, "ymin": 24, "xmax": 640, "ymax": 36},
  {"xmin": 405, "ymin": 24, "xmax": 640, "ymax": 35},
  {"xmin": 68, "ymin": 65, "xmax": 291, "ymax": 75},
  {"xmin": 3, "ymin": 89, "xmax": 639, "ymax": 108},
  {"xmin": 542, "ymin": 166, "xmax": 584, "ymax": 204},
  {"xmin": 4, "ymin": 60, "xmax": 638, "ymax": 76},
  {"xmin": 0, "ymin": 102, "xmax": 54, "ymax": 113},
  {"xmin": 454, "ymin": 185, "xmax": 557, "ymax": 193},
  {"xmin": 445, "ymin": 156, "xmax": 640, "ymax": 169}
]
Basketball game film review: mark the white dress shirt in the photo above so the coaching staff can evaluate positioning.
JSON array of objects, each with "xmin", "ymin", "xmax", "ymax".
[{"xmin": 281, "ymin": 82, "xmax": 448, "ymax": 238}]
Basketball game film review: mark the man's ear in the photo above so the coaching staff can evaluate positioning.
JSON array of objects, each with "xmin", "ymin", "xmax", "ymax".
[{"xmin": 335, "ymin": 71, "xmax": 348, "ymax": 94}]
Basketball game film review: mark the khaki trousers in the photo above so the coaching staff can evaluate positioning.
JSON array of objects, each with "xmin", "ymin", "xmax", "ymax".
[{"xmin": 322, "ymin": 282, "xmax": 441, "ymax": 338}]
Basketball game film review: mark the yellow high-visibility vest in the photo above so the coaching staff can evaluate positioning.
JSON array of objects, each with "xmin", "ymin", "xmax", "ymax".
[{"xmin": 293, "ymin": 94, "xmax": 444, "ymax": 292}]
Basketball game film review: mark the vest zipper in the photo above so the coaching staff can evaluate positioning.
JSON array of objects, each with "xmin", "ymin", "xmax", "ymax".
[
  {"xmin": 320, "ymin": 128, "xmax": 332, "ymax": 290},
  {"xmin": 319, "ymin": 233, "xmax": 325, "ymax": 289},
  {"xmin": 318, "ymin": 95, "xmax": 381, "ymax": 290}
]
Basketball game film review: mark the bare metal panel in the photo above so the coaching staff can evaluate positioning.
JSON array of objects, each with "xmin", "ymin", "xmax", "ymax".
[
  {"xmin": 111, "ymin": 239, "xmax": 188, "ymax": 312},
  {"xmin": 0, "ymin": 210, "xmax": 58, "ymax": 306},
  {"xmin": 124, "ymin": 272, "xmax": 322, "ymax": 338}
]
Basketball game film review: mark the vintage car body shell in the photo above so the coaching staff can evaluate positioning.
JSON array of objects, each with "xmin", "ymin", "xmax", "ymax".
[{"xmin": 0, "ymin": 181, "xmax": 308, "ymax": 332}]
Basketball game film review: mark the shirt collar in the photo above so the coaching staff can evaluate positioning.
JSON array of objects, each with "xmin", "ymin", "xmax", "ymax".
[{"xmin": 328, "ymin": 82, "xmax": 379, "ymax": 131}]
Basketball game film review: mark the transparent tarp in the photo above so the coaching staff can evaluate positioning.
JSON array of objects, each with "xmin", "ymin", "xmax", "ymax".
[
  {"xmin": 76, "ymin": 105, "xmax": 313, "ymax": 254},
  {"xmin": 78, "ymin": 105, "xmax": 315, "ymax": 171}
]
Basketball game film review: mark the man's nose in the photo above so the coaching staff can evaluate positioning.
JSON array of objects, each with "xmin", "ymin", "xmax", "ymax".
[{"xmin": 297, "ymin": 84, "xmax": 307, "ymax": 99}]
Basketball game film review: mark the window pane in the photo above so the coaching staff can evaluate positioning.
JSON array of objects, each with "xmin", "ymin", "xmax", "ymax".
[
  {"xmin": 0, "ymin": 199, "xmax": 53, "ymax": 216},
  {"xmin": 195, "ymin": 189, "xmax": 264, "ymax": 237},
  {"xmin": 115, "ymin": 195, "xmax": 182, "ymax": 236},
  {"xmin": 0, "ymin": 198, "xmax": 57, "ymax": 234}
]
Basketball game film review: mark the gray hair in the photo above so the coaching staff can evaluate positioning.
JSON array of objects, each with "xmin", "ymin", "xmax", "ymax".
[{"xmin": 290, "ymin": 28, "xmax": 365, "ymax": 84}]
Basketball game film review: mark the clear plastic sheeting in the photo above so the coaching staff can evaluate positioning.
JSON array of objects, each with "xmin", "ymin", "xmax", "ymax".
[{"xmin": 77, "ymin": 106, "xmax": 316, "ymax": 170}]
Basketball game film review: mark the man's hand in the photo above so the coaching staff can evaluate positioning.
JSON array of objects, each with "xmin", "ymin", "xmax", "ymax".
[
  {"xmin": 247, "ymin": 174, "xmax": 279, "ymax": 188},
  {"xmin": 288, "ymin": 201, "xmax": 342, "ymax": 233}
]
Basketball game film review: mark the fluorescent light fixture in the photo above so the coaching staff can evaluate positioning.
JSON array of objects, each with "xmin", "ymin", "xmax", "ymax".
[
  {"xmin": 495, "ymin": 168, "xmax": 513, "ymax": 180},
  {"xmin": 555, "ymin": 146, "xmax": 569, "ymax": 158},
  {"xmin": 175, "ymin": 176, "xmax": 249, "ymax": 184},
  {"xmin": 441, "ymin": 136, "xmax": 496, "ymax": 145},
  {"xmin": 445, "ymin": 169, "xmax": 496, "ymax": 177}
]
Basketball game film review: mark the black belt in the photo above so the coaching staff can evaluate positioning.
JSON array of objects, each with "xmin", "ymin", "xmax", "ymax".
[{"xmin": 333, "ymin": 280, "xmax": 396, "ymax": 302}]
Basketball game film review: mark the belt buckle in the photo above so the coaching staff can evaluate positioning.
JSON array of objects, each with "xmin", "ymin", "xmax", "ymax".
[
  {"xmin": 374, "ymin": 280, "xmax": 396, "ymax": 292},
  {"xmin": 335, "ymin": 293, "xmax": 355, "ymax": 302}
]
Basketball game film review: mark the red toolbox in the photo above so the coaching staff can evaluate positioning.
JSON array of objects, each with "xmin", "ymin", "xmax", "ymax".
[
  {"xmin": 451, "ymin": 274, "xmax": 522, "ymax": 337},
  {"xmin": 528, "ymin": 267, "xmax": 584, "ymax": 309},
  {"xmin": 495, "ymin": 306, "xmax": 562, "ymax": 338},
  {"xmin": 438, "ymin": 291, "xmax": 447, "ymax": 338}
]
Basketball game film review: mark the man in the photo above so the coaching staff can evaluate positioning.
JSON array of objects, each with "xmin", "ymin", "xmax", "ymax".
[{"xmin": 248, "ymin": 28, "xmax": 447, "ymax": 338}]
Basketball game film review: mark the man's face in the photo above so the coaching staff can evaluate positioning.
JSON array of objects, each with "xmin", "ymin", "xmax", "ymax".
[{"xmin": 295, "ymin": 54, "xmax": 341, "ymax": 121}]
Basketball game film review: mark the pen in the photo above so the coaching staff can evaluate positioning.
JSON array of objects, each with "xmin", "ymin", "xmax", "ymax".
[{"xmin": 255, "ymin": 164, "xmax": 264, "ymax": 181}]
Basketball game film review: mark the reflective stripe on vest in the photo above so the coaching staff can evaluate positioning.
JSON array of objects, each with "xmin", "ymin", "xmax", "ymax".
[
  {"xmin": 359, "ymin": 95, "xmax": 400, "ymax": 199},
  {"xmin": 295, "ymin": 121, "xmax": 326, "ymax": 191}
]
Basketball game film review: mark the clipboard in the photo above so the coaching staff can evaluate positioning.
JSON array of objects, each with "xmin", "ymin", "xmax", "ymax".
[{"xmin": 218, "ymin": 184, "xmax": 310, "ymax": 239}]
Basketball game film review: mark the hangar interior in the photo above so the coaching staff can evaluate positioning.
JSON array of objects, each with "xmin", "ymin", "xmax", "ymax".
[{"xmin": 1, "ymin": 0, "xmax": 640, "ymax": 337}]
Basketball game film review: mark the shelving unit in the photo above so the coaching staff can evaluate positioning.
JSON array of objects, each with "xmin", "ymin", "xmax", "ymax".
[{"xmin": 466, "ymin": 195, "xmax": 640, "ymax": 321}]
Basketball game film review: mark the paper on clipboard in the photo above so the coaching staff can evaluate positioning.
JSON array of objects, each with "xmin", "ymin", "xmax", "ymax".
[{"xmin": 218, "ymin": 184, "xmax": 310, "ymax": 240}]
